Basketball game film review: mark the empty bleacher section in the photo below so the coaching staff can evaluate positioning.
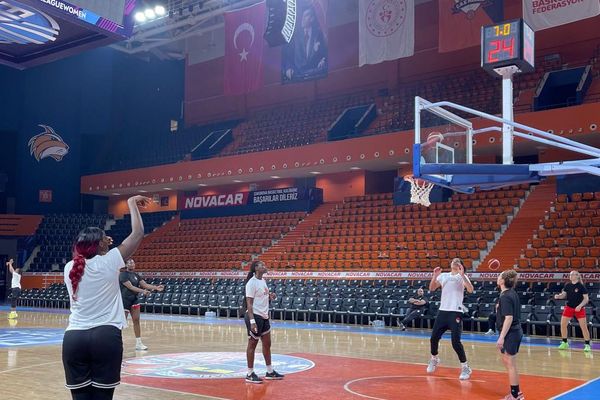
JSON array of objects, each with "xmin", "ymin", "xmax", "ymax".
[
  {"xmin": 89, "ymin": 120, "xmax": 239, "ymax": 172},
  {"xmin": 106, "ymin": 211, "xmax": 177, "ymax": 247},
  {"xmin": 133, "ymin": 212, "xmax": 306, "ymax": 271},
  {"xmin": 265, "ymin": 187, "xmax": 526, "ymax": 271},
  {"xmin": 221, "ymin": 92, "xmax": 374, "ymax": 156},
  {"xmin": 17, "ymin": 278, "xmax": 600, "ymax": 339},
  {"xmin": 518, "ymin": 191, "xmax": 600, "ymax": 271},
  {"xmin": 30, "ymin": 214, "xmax": 109, "ymax": 272}
]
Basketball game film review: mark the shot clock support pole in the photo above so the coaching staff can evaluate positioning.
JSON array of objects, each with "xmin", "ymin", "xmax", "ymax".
[{"xmin": 494, "ymin": 65, "xmax": 520, "ymax": 165}]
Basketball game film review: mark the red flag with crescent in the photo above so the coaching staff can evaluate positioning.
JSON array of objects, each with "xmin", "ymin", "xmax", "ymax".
[{"xmin": 224, "ymin": 2, "xmax": 266, "ymax": 95}]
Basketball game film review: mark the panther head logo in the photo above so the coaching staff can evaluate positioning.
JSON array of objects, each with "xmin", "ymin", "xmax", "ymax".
[{"xmin": 28, "ymin": 125, "xmax": 69, "ymax": 162}]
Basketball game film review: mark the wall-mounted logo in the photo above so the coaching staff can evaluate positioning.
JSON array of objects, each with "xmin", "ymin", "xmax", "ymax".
[
  {"xmin": 28, "ymin": 125, "xmax": 69, "ymax": 162},
  {"xmin": 0, "ymin": 0, "xmax": 60, "ymax": 45},
  {"xmin": 451, "ymin": 0, "xmax": 491, "ymax": 19}
]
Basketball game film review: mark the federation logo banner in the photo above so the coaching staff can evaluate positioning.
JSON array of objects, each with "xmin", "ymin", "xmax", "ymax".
[
  {"xmin": 359, "ymin": 0, "xmax": 414, "ymax": 66},
  {"xmin": 523, "ymin": 0, "xmax": 600, "ymax": 31}
]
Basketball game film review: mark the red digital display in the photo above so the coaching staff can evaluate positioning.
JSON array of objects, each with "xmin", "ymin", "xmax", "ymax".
[
  {"xmin": 481, "ymin": 19, "xmax": 534, "ymax": 74},
  {"xmin": 487, "ymin": 38, "xmax": 515, "ymax": 63}
]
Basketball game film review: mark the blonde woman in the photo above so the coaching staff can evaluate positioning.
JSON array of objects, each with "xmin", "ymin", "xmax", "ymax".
[{"xmin": 554, "ymin": 270, "xmax": 591, "ymax": 352}]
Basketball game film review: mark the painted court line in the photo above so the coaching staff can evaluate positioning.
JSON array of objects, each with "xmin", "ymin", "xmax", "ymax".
[
  {"xmin": 343, "ymin": 375, "xmax": 488, "ymax": 400},
  {"xmin": 122, "ymin": 381, "xmax": 231, "ymax": 399},
  {"xmin": 549, "ymin": 376, "xmax": 600, "ymax": 400}
]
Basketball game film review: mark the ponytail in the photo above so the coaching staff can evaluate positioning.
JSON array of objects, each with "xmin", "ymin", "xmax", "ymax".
[{"xmin": 69, "ymin": 227, "xmax": 103, "ymax": 301}]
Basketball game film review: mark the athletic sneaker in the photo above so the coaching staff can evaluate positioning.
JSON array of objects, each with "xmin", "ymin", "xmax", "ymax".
[
  {"xmin": 459, "ymin": 364, "xmax": 472, "ymax": 380},
  {"xmin": 399, "ymin": 323, "xmax": 406, "ymax": 331},
  {"xmin": 558, "ymin": 342, "xmax": 569, "ymax": 350},
  {"xmin": 502, "ymin": 392, "xmax": 525, "ymax": 400},
  {"xmin": 584, "ymin": 344, "xmax": 592, "ymax": 352},
  {"xmin": 484, "ymin": 329, "xmax": 495, "ymax": 336},
  {"xmin": 135, "ymin": 342, "xmax": 149, "ymax": 351},
  {"xmin": 265, "ymin": 370, "xmax": 285, "ymax": 380},
  {"xmin": 426, "ymin": 356, "xmax": 439, "ymax": 373},
  {"xmin": 245, "ymin": 372, "xmax": 263, "ymax": 384}
]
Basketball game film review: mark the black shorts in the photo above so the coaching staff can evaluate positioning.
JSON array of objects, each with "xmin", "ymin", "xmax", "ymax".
[
  {"xmin": 10, "ymin": 288, "xmax": 21, "ymax": 308},
  {"xmin": 62, "ymin": 325, "xmax": 123, "ymax": 390},
  {"xmin": 244, "ymin": 314, "xmax": 271, "ymax": 340},
  {"xmin": 501, "ymin": 328, "xmax": 523, "ymax": 356},
  {"xmin": 122, "ymin": 295, "xmax": 140, "ymax": 312}
]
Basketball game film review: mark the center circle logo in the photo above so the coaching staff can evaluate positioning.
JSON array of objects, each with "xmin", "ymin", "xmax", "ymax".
[
  {"xmin": 0, "ymin": 1, "xmax": 60, "ymax": 45},
  {"xmin": 366, "ymin": 0, "xmax": 406, "ymax": 37},
  {"xmin": 122, "ymin": 352, "xmax": 314, "ymax": 379}
]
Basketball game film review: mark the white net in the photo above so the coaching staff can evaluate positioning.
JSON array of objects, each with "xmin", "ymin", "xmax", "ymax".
[{"xmin": 404, "ymin": 175, "xmax": 434, "ymax": 207}]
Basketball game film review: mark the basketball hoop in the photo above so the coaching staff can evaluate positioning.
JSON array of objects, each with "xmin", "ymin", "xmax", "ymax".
[{"xmin": 404, "ymin": 175, "xmax": 434, "ymax": 207}]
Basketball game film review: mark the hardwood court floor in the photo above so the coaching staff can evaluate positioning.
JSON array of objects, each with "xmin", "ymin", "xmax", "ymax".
[{"xmin": 0, "ymin": 309, "xmax": 598, "ymax": 400}]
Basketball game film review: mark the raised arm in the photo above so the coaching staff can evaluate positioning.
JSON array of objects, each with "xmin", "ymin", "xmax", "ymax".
[
  {"xmin": 118, "ymin": 196, "xmax": 150, "ymax": 260},
  {"xmin": 458, "ymin": 264, "xmax": 474, "ymax": 293},
  {"xmin": 429, "ymin": 267, "xmax": 442, "ymax": 292},
  {"xmin": 6, "ymin": 258, "xmax": 15, "ymax": 274}
]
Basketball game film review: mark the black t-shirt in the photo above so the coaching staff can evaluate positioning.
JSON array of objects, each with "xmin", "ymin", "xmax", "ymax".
[
  {"xmin": 410, "ymin": 295, "xmax": 428, "ymax": 311},
  {"xmin": 563, "ymin": 282, "xmax": 588, "ymax": 308},
  {"xmin": 120, "ymin": 271, "xmax": 143, "ymax": 298},
  {"xmin": 497, "ymin": 289, "xmax": 521, "ymax": 332}
]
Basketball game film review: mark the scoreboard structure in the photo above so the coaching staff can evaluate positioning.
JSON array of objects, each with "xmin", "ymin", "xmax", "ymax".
[{"xmin": 0, "ymin": 0, "xmax": 135, "ymax": 69}]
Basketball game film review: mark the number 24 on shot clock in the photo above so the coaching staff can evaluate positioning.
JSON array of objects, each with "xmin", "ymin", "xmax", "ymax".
[{"xmin": 481, "ymin": 19, "xmax": 535, "ymax": 75}]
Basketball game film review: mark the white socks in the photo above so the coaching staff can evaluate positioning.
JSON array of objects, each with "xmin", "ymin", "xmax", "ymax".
[
  {"xmin": 247, "ymin": 368, "xmax": 254, "ymax": 375},
  {"xmin": 266, "ymin": 365, "xmax": 274, "ymax": 373}
]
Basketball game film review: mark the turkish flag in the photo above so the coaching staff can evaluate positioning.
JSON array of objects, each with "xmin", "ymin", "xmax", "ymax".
[{"xmin": 224, "ymin": 2, "xmax": 266, "ymax": 95}]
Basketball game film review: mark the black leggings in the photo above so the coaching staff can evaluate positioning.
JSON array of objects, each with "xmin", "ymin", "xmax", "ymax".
[
  {"xmin": 10, "ymin": 288, "xmax": 20, "ymax": 308},
  {"xmin": 71, "ymin": 386, "xmax": 115, "ymax": 400},
  {"xmin": 430, "ymin": 310, "xmax": 467, "ymax": 363}
]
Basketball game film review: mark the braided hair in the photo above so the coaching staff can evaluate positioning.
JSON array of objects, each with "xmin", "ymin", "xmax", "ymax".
[{"xmin": 69, "ymin": 227, "xmax": 104, "ymax": 301}]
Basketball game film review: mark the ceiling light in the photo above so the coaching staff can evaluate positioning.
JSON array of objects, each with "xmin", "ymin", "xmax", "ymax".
[
  {"xmin": 138, "ymin": 190, "xmax": 147, "ymax": 193},
  {"xmin": 309, "ymin": 171, "xmax": 321, "ymax": 175},
  {"xmin": 154, "ymin": 5, "xmax": 166, "ymax": 16},
  {"xmin": 397, "ymin": 161, "xmax": 410, "ymax": 165},
  {"xmin": 112, "ymin": 193, "xmax": 120, "ymax": 196},
  {"xmin": 134, "ymin": 11, "xmax": 146, "ymax": 22},
  {"xmin": 233, "ymin": 180, "xmax": 243, "ymax": 183},
  {"xmin": 163, "ymin": 187, "xmax": 172, "ymax": 190},
  {"xmin": 198, "ymin": 183, "xmax": 207, "ymax": 187},
  {"xmin": 350, "ymin": 167, "xmax": 361, "ymax": 170},
  {"xmin": 144, "ymin": 8, "xmax": 156, "ymax": 19},
  {"xmin": 271, "ymin": 176, "xmax": 281, "ymax": 179}
]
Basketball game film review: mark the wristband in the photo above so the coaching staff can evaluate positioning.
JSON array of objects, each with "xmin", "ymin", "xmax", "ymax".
[{"xmin": 250, "ymin": 319, "xmax": 256, "ymax": 324}]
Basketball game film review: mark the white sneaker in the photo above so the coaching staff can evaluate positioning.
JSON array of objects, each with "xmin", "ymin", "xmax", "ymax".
[
  {"xmin": 484, "ymin": 329, "xmax": 495, "ymax": 336},
  {"xmin": 459, "ymin": 364, "xmax": 472, "ymax": 380},
  {"xmin": 135, "ymin": 342, "xmax": 148, "ymax": 351},
  {"xmin": 426, "ymin": 356, "xmax": 439, "ymax": 373}
]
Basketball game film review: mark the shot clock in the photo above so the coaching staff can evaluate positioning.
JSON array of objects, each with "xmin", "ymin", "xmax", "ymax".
[{"xmin": 481, "ymin": 19, "xmax": 535, "ymax": 75}]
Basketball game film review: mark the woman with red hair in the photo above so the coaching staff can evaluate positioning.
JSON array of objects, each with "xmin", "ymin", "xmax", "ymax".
[{"xmin": 62, "ymin": 195, "xmax": 150, "ymax": 400}]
